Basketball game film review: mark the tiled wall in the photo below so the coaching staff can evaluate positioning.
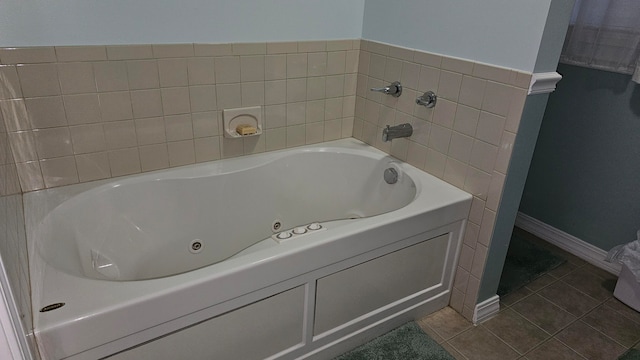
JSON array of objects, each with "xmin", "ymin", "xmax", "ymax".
[
  {"xmin": 354, "ymin": 40, "xmax": 529, "ymax": 320},
  {"xmin": 0, "ymin": 39, "xmax": 531, "ymax": 323},
  {"xmin": 0, "ymin": 40, "xmax": 359, "ymax": 191}
]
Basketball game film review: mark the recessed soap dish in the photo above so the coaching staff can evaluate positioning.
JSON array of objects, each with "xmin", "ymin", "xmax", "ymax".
[{"xmin": 223, "ymin": 106, "xmax": 263, "ymax": 138}]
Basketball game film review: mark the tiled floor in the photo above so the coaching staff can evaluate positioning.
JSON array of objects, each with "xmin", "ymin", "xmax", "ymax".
[{"xmin": 417, "ymin": 227, "xmax": 640, "ymax": 360}]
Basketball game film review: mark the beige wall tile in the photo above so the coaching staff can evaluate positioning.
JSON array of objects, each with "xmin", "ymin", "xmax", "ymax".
[
  {"xmin": 428, "ymin": 124, "xmax": 452, "ymax": 154},
  {"xmin": 389, "ymin": 46, "xmax": 414, "ymax": 62},
  {"xmin": 464, "ymin": 221, "xmax": 480, "ymax": 249},
  {"xmin": 152, "ymin": 44, "xmax": 194, "ymax": 58},
  {"xmin": 17, "ymin": 64, "xmax": 60, "ymax": 97},
  {"xmin": 194, "ymin": 43, "xmax": 232, "ymax": 57},
  {"xmin": 161, "ymin": 87, "xmax": 191, "ymax": 115},
  {"xmin": 442, "ymin": 57, "xmax": 474, "ymax": 75},
  {"xmin": 323, "ymin": 118, "xmax": 342, "ymax": 141},
  {"xmin": 327, "ymin": 40, "xmax": 353, "ymax": 52},
  {"xmin": 265, "ymin": 128, "xmax": 286, "ymax": 151},
  {"xmin": 139, "ymin": 143, "xmax": 169, "ymax": 171},
  {"xmin": 99, "ymin": 91, "xmax": 133, "ymax": 121},
  {"xmin": 214, "ymin": 56, "xmax": 241, "ymax": 84},
  {"xmin": 298, "ymin": 41, "xmax": 326, "ymax": 53},
  {"xmin": 127, "ymin": 60, "xmax": 160, "ymax": 90},
  {"xmin": 103, "ymin": 120, "xmax": 137, "ymax": 149},
  {"xmin": 287, "ymin": 54, "xmax": 307, "ymax": 78},
  {"xmin": 158, "ymin": 58, "xmax": 188, "ymax": 87},
  {"xmin": 418, "ymin": 66, "xmax": 440, "ymax": 93},
  {"xmin": 366, "ymin": 41, "xmax": 389, "ymax": 56},
  {"xmin": 470, "ymin": 244, "xmax": 488, "ymax": 278},
  {"xmin": 345, "ymin": 50, "xmax": 359, "ymax": 74},
  {"xmin": 241, "ymin": 81, "xmax": 265, "ymax": 107},
  {"xmin": 459, "ymin": 76, "xmax": 486, "ymax": 109},
  {"xmin": 443, "ymin": 157, "xmax": 467, "ymax": 188},
  {"xmin": 108, "ymin": 147, "xmax": 141, "ymax": 176},
  {"xmin": 164, "ymin": 114, "xmax": 193, "ymax": 141},
  {"xmin": 221, "ymin": 137, "xmax": 243, "ymax": 158},
  {"xmin": 55, "ymin": 46, "xmax": 106, "ymax": 62},
  {"xmin": 306, "ymin": 77, "xmax": 325, "ymax": 101},
  {"xmin": 69, "ymin": 124, "xmax": 106, "ymax": 154},
  {"xmin": 325, "ymin": 97, "xmax": 343, "ymax": 121},
  {"xmin": 25, "ymin": 96, "xmax": 67, "ymax": 129},
  {"xmin": 424, "ymin": 149, "xmax": 446, "ymax": 178},
  {"xmin": 495, "ymin": 131, "xmax": 516, "ymax": 174},
  {"xmin": 453, "ymin": 105, "xmax": 479, "ymax": 137},
  {"xmin": 357, "ymin": 51, "xmax": 370, "ymax": 75},
  {"xmin": 325, "ymin": 75, "xmax": 344, "ymax": 98},
  {"xmin": 189, "ymin": 85, "xmax": 217, "ymax": 112},
  {"xmin": 57, "ymin": 62, "xmax": 96, "ymax": 94},
  {"xmin": 468, "ymin": 197, "xmax": 486, "ymax": 226},
  {"xmin": 240, "ymin": 56, "xmax": 265, "ymax": 82},
  {"xmin": 368, "ymin": 54, "xmax": 386, "ymax": 80},
  {"xmin": 106, "ymin": 45, "xmax": 153, "ymax": 60},
  {"xmin": 168, "ymin": 140, "xmax": 195, "ymax": 166},
  {"xmin": 448, "ymin": 132, "xmax": 474, "ymax": 163},
  {"xmin": 464, "ymin": 167, "xmax": 492, "ymax": 200},
  {"xmin": 478, "ymin": 209, "xmax": 496, "ymax": 247},
  {"xmin": 406, "ymin": 141, "xmax": 428, "ymax": 169},
  {"xmin": 9, "ymin": 131, "xmax": 38, "ymax": 162},
  {"xmin": 0, "ymin": 66, "xmax": 23, "ymax": 99},
  {"xmin": 476, "ymin": 111, "xmax": 506, "ymax": 146},
  {"xmin": 33, "ymin": 127, "xmax": 73, "ymax": 158},
  {"xmin": 487, "ymin": 171, "xmax": 506, "ymax": 211},
  {"xmin": 307, "ymin": 53, "xmax": 327, "ymax": 77},
  {"xmin": 327, "ymin": 52, "xmax": 346, "ymax": 75},
  {"xmin": 267, "ymin": 42, "xmax": 297, "ymax": 54},
  {"xmin": 40, "ymin": 156, "xmax": 78, "ymax": 187},
  {"xmin": 383, "ymin": 58, "xmax": 402, "ymax": 83},
  {"xmin": 0, "ymin": 99, "xmax": 29, "ymax": 131},
  {"xmin": 306, "ymin": 100, "xmax": 325, "ymax": 123},
  {"xmin": 232, "ymin": 43, "xmax": 266, "ymax": 56},
  {"xmin": 0, "ymin": 47, "xmax": 56, "ymax": 64},
  {"xmin": 194, "ymin": 136, "xmax": 220, "ymax": 162},
  {"xmin": 264, "ymin": 104, "xmax": 286, "ymax": 129},
  {"xmin": 433, "ymin": 98, "xmax": 457, "ymax": 129},
  {"xmin": 192, "ymin": 111, "xmax": 220, "ymax": 138},
  {"xmin": 215, "ymin": 83, "xmax": 241, "ymax": 109},
  {"xmin": 506, "ymin": 88, "xmax": 527, "ymax": 133},
  {"xmin": 265, "ymin": 80, "xmax": 286, "ymax": 105},
  {"xmin": 63, "ymin": 94, "xmax": 102, "ymax": 125},
  {"xmin": 93, "ymin": 61, "xmax": 129, "ymax": 92},
  {"xmin": 469, "ymin": 140, "xmax": 498, "ymax": 173},
  {"xmin": 414, "ymin": 51, "xmax": 441, "ymax": 67},
  {"xmin": 16, "ymin": 161, "xmax": 44, "ymax": 191},
  {"xmin": 482, "ymin": 82, "xmax": 512, "ymax": 117},
  {"xmin": 130, "ymin": 89, "xmax": 163, "ymax": 119},
  {"xmin": 473, "ymin": 63, "xmax": 511, "ymax": 83},
  {"xmin": 286, "ymin": 102, "xmax": 306, "ymax": 126},
  {"xmin": 305, "ymin": 121, "xmax": 324, "ymax": 144},
  {"xmin": 286, "ymin": 124, "xmax": 305, "ymax": 147},
  {"xmin": 187, "ymin": 58, "xmax": 215, "ymax": 85},
  {"xmin": 76, "ymin": 152, "xmax": 110, "ymax": 182},
  {"xmin": 400, "ymin": 61, "xmax": 420, "ymax": 90},
  {"xmin": 286, "ymin": 78, "xmax": 307, "ymax": 103},
  {"xmin": 438, "ymin": 71, "xmax": 463, "ymax": 102},
  {"xmin": 135, "ymin": 117, "xmax": 166, "ymax": 145},
  {"xmin": 265, "ymin": 55, "xmax": 286, "ymax": 80}
]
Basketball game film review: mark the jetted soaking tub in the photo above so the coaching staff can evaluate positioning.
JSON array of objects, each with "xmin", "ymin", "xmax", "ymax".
[{"xmin": 26, "ymin": 138, "xmax": 472, "ymax": 360}]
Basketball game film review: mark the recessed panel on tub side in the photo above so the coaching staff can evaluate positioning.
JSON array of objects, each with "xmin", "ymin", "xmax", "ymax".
[
  {"xmin": 313, "ymin": 233, "xmax": 450, "ymax": 335},
  {"xmin": 105, "ymin": 286, "xmax": 305, "ymax": 360}
]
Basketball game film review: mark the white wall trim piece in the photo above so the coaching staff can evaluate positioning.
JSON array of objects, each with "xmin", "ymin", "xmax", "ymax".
[
  {"xmin": 473, "ymin": 295, "xmax": 500, "ymax": 324},
  {"xmin": 528, "ymin": 72, "xmax": 562, "ymax": 95},
  {"xmin": 515, "ymin": 212, "xmax": 621, "ymax": 275}
]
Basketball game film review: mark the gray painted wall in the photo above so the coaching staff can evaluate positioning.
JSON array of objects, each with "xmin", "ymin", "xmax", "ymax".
[{"xmin": 519, "ymin": 64, "xmax": 640, "ymax": 250}]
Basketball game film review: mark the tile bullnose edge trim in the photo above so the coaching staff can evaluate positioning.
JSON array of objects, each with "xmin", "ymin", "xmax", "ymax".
[
  {"xmin": 528, "ymin": 71, "xmax": 562, "ymax": 95},
  {"xmin": 473, "ymin": 294, "xmax": 500, "ymax": 324}
]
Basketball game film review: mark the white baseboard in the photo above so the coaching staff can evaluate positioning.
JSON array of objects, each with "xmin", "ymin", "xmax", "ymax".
[
  {"xmin": 473, "ymin": 295, "xmax": 500, "ymax": 324},
  {"xmin": 515, "ymin": 212, "xmax": 621, "ymax": 275}
]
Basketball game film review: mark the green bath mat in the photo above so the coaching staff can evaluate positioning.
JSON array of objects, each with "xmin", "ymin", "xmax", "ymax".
[
  {"xmin": 333, "ymin": 322, "xmax": 455, "ymax": 360},
  {"xmin": 497, "ymin": 231, "xmax": 566, "ymax": 297},
  {"xmin": 619, "ymin": 349, "xmax": 640, "ymax": 360}
]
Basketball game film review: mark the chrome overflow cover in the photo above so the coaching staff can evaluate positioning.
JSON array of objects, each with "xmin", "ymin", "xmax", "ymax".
[{"xmin": 384, "ymin": 168, "xmax": 399, "ymax": 184}]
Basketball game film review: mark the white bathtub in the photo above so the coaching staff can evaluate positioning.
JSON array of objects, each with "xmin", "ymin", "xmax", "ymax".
[{"xmin": 26, "ymin": 139, "xmax": 471, "ymax": 360}]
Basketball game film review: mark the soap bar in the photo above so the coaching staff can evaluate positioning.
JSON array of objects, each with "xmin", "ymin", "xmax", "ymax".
[{"xmin": 236, "ymin": 124, "xmax": 257, "ymax": 136}]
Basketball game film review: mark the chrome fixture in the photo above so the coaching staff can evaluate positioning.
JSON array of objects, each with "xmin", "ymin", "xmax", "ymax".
[
  {"xmin": 382, "ymin": 123, "xmax": 413, "ymax": 142},
  {"xmin": 416, "ymin": 91, "xmax": 437, "ymax": 108},
  {"xmin": 384, "ymin": 168, "xmax": 399, "ymax": 184},
  {"xmin": 370, "ymin": 81, "xmax": 402, "ymax": 97}
]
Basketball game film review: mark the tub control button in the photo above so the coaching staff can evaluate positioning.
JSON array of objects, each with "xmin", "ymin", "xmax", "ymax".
[
  {"xmin": 276, "ymin": 232, "xmax": 292, "ymax": 240},
  {"xmin": 307, "ymin": 223, "xmax": 322, "ymax": 230},
  {"xmin": 293, "ymin": 227, "xmax": 307, "ymax": 235}
]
